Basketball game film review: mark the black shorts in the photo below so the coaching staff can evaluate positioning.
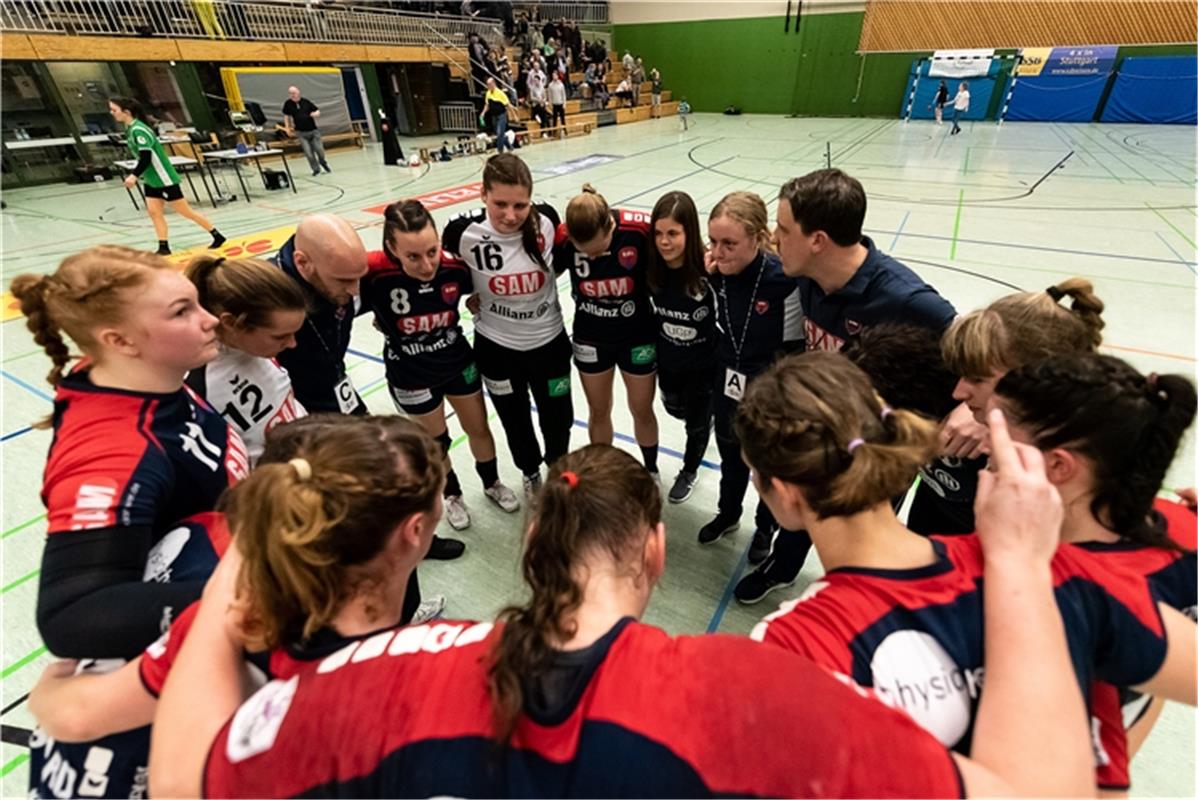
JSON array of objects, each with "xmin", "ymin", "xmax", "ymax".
[
  {"xmin": 572, "ymin": 339, "xmax": 657, "ymax": 376},
  {"xmin": 143, "ymin": 184, "xmax": 184, "ymax": 201},
  {"xmin": 388, "ymin": 362, "xmax": 481, "ymax": 415}
]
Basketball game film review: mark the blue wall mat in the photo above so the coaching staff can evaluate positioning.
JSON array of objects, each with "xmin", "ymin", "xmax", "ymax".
[
  {"xmin": 1101, "ymin": 56, "xmax": 1197, "ymax": 124},
  {"xmin": 1003, "ymin": 73, "xmax": 1111, "ymax": 122}
]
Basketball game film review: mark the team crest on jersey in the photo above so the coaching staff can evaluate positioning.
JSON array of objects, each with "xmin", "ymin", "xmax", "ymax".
[
  {"xmin": 754, "ymin": 300, "xmax": 770, "ymax": 315},
  {"xmin": 441, "ymin": 283, "xmax": 460, "ymax": 305},
  {"xmin": 693, "ymin": 305, "xmax": 710, "ymax": 321},
  {"xmin": 845, "ymin": 318, "xmax": 863, "ymax": 335},
  {"xmin": 618, "ymin": 246, "xmax": 638, "ymax": 269}
]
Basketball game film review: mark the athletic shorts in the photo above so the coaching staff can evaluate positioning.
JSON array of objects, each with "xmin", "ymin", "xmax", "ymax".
[
  {"xmin": 143, "ymin": 183, "xmax": 184, "ymax": 201},
  {"xmin": 572, "ymin": 339, "xmax": 657, "ymax": 376},
  {"xmin": 388, "ymin": 362, "xmax": 481, "ymax": 415}
]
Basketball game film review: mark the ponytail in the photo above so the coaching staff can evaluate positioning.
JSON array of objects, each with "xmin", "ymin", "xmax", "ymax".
[
  {"xmin": 996, "ymin": 355, "xmax": 1196, "ymax": 551},
  {"xmin": 489, "ymin": 445, "xmax": 660, "ymax": 745},
  {"xmin": 565, "ymin": 183, "xmax": 613, "ymax": 245},
  {"xmin": 735, "ymin": 351, "xmax": 938, "ymax": 518},
  {"xmin": 227, "ymin": 415, "xmax": 445, "ymax": 649},
  {"xmin": 184, "ymin": 254, "xmax": 306, "ymax": 330},
  {"xmin": 10, "ymin": 275, "xmax": 72, "ymax": 391}
]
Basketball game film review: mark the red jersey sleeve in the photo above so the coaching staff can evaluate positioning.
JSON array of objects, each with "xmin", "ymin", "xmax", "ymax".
[
  {"xmin": 138, "ymin": 602, "xmax": 200, "ymax": 697},
  {"xmin": 1089, "ymin": 681, "xmax": 1131, "ymax": 790},
  {"xmin": 365, "ymin": 250, "xmax": 392, "ymax": 273},
  {"xmin": 615, "ymin": 208, "xmax": 651, "ymax": 236}
]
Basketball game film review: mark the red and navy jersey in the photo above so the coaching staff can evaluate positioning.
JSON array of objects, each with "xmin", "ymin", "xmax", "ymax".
[
  {"xmin": 29, "ymin": 512, "xmax": 230, "ymax": 800},
  {"xmin": 709, "ymin": 250, "xmax": 804, "ymax": 376},
  {"xmin": 907, "ymin": 456, "xmax": 984, "ymax": 536},
  {"xmin": 799, "ymin": 237, "xmax": 956, "ymax": 353},
  {"xmin": 363, "ymin": 249, "xmax": 475, "ymax": 389},
  {"xmin": 1081, "ymin": 498, "xmax": 1196, "ymax": 790},
  {"xmin": 554, "ymin": 208, "xmax": 655, "ymax": 346},
  {"xmin": 751, "ymin": 535, "xmax": 1167, "ymax": 758},
  {"xmin": 206, "ymin": 619, "xmax": 964, "ymax": 798},
  {"xmin": 650, "ymin": 267, "xmax": 717, "ymax": 372},
  {"xmin": 42, "ymin": 368, "xmax": 247, "ymax": 537}
]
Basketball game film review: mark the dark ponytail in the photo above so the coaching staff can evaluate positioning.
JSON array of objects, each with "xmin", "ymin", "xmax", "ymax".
[
  {"xmin": 488, "ymin": 445, "xmax": 661, "ymax": 745},
  {"xmin": 482, "ymin": 153, "xmax": 548, "ymax": 271},
  {"xmin": 996, "ymin": 354, "xmax": 1197, "ymax": 551}
]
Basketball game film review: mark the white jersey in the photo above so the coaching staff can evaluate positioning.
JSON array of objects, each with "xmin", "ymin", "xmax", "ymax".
[
  {"xmin": 185, "ymin": 347, "xmax": 306, "ymax": 464},
  {"xmin": 442, "ymin": 204, "xmax": 564, "ymax": 350}
]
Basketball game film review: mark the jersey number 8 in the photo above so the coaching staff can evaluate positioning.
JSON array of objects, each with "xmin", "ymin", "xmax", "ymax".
[
  {"xmin": 470, "ymin": 242, "xmax": 505, "ymax": 272},
  {"xmin": 390, "ymin": 288, "xmax": 410, "ymax": 315}
]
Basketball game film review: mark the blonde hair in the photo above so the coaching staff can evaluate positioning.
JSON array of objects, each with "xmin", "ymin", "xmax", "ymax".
[
  {"xmin": 11, "ymin": 246, "xmax": 171, "ymax": 391},
  {"xmin": 565, "ymin": 183, "xmax": 613, "ymax": 244},
  {"xmin": 710, "ymin": 191, "xmax": 775, "ymax": 252},
  {"xmin": 736, "ymin": 351, "xmax": 938, "ymax": 518},
  {"xmin": 942, "ymin": 278, "xmax": 1105, "ymax": 380},
  {"xmin": 185, "ymin": 255, "xmax": 307, "ymax": 330},
  {"xmin": 225, "ymin": 415, "xmax": 444, "ymax": 649}
]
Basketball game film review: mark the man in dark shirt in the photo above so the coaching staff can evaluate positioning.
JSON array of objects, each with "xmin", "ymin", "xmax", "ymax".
[{"xmin": 282, "ymin": 85, "xmax": 330, "ymax": 176}]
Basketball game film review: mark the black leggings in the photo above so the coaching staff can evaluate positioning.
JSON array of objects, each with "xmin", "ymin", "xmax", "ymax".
[
  {"xmin": 658, "ymin": 364, "xmax": 714, "ymax": 474},
  {"xmin": 474, "ymin": 330, "xmax": 574, "ymax": 477}
]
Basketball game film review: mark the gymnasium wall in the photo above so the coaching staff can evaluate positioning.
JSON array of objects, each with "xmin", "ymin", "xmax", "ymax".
[{"xmin": 613, "ymin": 9, "xmax": 1197, "ymax": 118}]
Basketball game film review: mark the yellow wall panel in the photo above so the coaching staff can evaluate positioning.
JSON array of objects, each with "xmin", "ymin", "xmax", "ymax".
[
  {"xmin": 860, "ymin": 0, "xmax": 1198, "ymax": 51},
  {"xmin": 175, "ymin": 38, "xmax": 287, "ymax": 61},
  {"xmin": 27, "ymin": 33, "xmax": 181, "ymax": 60},
  {"xmin": 1, "ymin": 33, "xmax": 38, "ymax": 59},
  {"xmin": 283, "ymin": 43, "xmax": 368, "ymax": 62}
]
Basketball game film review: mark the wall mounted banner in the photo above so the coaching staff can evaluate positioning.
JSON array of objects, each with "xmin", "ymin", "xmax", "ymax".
[
  {"xmin": 1016, "ymin": 47, "xmax": 1053, "ymax": 76},
  {"xmin": 1042, "ymin": 46, "xmax": 1118, "ymax": 76},
  {"xmin": 928, "ymin": 49, "xmax": 996, "ymax": 78}
]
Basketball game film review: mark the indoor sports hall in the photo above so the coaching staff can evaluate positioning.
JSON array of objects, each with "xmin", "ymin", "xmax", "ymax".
[{"xmin": 1, "ymin": 1, "xmax": 1195, "ymax": 797}]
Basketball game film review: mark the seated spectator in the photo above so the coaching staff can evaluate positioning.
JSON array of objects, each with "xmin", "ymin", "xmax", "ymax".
[{"xmin": 614, "ymin": 77, "xmax": 635, "ymax": 107}]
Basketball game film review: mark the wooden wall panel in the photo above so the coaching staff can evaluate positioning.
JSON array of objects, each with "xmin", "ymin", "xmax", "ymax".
[
  {"xmin": 860, "ymin": 1, "xmax": 1198, "ymax": 51},
  {"xmin": 1, "ymin": 33, "xmax": 38, "ymax": 59},
  {"xmin": 283, "ymin": 43, "xmax": 368, "ymax": 62},
  {"xmin": 175, "ymin": 38, "xmax": 287, "ymax": 61},
  {"xmin": 26, "ymin": 33, "xmax": 181, "ymax": 60}
]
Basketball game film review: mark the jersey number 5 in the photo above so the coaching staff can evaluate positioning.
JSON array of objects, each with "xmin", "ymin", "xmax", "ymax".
[
  {"xmin": 573, "ymin": 251, "xmax": 591, "ymax": 278},
  {"xmin": 470, "ymin": 242, "xmax": 504, "ymax": 272}
]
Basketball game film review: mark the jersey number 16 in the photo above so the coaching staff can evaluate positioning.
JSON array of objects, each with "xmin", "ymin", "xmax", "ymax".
[{"xmin": 470, "ymin": 242, "xmax": 505, "ymax": 272}]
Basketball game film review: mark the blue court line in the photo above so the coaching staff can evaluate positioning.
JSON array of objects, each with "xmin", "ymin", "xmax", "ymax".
[
  {"xmin": 890, "ymin": 211, "xmax": 911, "ymax": 251},
  {"xmin": 707, "ymin": 534, "xmax": 754, "ymax": 634},
  {"xmin": 1, "ymin": 370, "xmax": 54, "ymax": 403},
  {"xmin": 1, "ymin": 427, "xmax": 33, "ymax": 443},
  {"xmin": 346, "ymin": 347, "xmax": 385, "ymax": 364},
  {"xmin": 1155, "ymin": 232, "xmax": 1198, "ymax": 277},
  {"xmin": 614, "ymin": 156, "xmax": 736, "ymax": 207}
]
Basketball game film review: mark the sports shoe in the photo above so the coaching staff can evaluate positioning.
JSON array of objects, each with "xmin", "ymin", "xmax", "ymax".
[
  {"xmin": 484, "ymin": 480, "xmax": 520, "ymax": 513},
  {"xmin": 444, "ymin": 494, "xmax": 471, "ymax": 531},
  {"xmin": 311, "ymin": 169, "xmax": 322, "ymax": 176},
  {"xmin": 698, "ymin": 512, "xmax": 739, "ymax": 546},
  {"xmin": 748, "ymin": 527, "xmax": 774, "ymax": 566},
  {"xmin": 734, "ymin": 557, "xmax": 797, "ymax": 604},
  {"xmin": 427, "ymin": 535, "xmax": 465, "ymax": 561},
  {"xmin": 523, "ymin": 472, "xmax": 542, "ymax": 501},
  {"xmin": 668, "ymin": 470, "xmax": 697, "ymax": 504},
  {"xmin": 411, "ymin": 594, "xmax": 446, "ymax": 624}
]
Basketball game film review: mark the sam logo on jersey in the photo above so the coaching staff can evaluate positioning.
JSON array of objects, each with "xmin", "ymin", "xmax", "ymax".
[
  {"xmin": 490, "ymin": 271, "xmax": 546, "ymax": 296},
  {"xmin": 579, "ymin": 276, "xmax": 633, "ymax": 298},
  {"xmin": 398, "ymin": 311, "xmax": 456, "ymax": 335}
]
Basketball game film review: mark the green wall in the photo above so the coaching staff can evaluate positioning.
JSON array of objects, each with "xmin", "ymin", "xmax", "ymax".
[{"xmin": 614, "ymin": 12, "xmax": 926, "ymax": 117}]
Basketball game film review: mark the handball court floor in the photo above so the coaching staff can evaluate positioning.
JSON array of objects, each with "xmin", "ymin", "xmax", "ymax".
[{"xmin": 2, "ymin": 114, "xmax": 1195, "ymax": 796}]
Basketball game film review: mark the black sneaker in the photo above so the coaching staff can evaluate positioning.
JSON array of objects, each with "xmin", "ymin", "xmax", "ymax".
[
  {"xmin": 748, "ymin": 527, "xmax": 774, "ymax": 566},
  {"xmin": 156, "ymin": 244, "xmax": 171, "ymax": 256},
  {"xmin": 698, "ymin": 512, "xmax": 738, "ymax": 546},
  {"xmin": 208, "ymin": 231, "xmax": 226, "ymax": 249},
  {"xmin": 734, "ymin": 557, "xmax": 796, "ymax": 604},
  {"xmin": 668, "ymin": 469, "xmax": 697, "ymax": 504},
  {"xmin": 426, "ymin": 535, "xmax": 465, "ymax": 561}
]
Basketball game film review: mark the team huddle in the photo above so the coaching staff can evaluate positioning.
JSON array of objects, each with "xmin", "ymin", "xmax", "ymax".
[{"xmin": 13, "ymin": 154, "xmax": 1196, "ymax": 798}]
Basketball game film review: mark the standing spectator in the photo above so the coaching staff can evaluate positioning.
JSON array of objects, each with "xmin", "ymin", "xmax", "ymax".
[
  {"xmin": 547, "ymin": 71, "xmax": 567, "ymax": 135},
  {"xmin": 468, "ymin": 33, "xmax": 489, "ymax": 93},
  {"xmin": 950, "ymin": 81, "xmax": 970, "ymax": 135},
  {"xmin": 527, "ymin": 63, "xmax": 549, "ymax": 131},
  {"xmin": 377, "ymin": 106, "xmax": 404, "ymax": 166},
  {"xmin": 541, "ymin": 17, "xmax": 557, "ymax": 45},
  {"xmin": 484, "ymin": 78, "xmax": 514, "ymax": 153},
  {"xmin": 567, "ymin": 20, "xmax": 583, "ymax": 68},
  {"xmin": 622, "ymin": 50, "xmax": 635, "ymax": 76},
  {"xmin": 650, "ymin": 68, "xmax": 663, "ymax": 118},
  {"xmin": 528, "ymin": 23, "xmax": 543, "ymax": 57},
  {"xmin": 933, "ymin": 79, "xmax": 949, "ymax": 125},
  {"xmin": 282, "ymin": 85, "xmax": 330, "ymax": 176},
  {"xmin": 631, "ymin": 57, "xmax": 645, "ymax": 107},
  {"xmin": 678, "ymin": 97, "xmax": 691, "ymax": 130},
  {"xmin": 272, "ymin": 214, "xmax": 369, "ymax": 415}
]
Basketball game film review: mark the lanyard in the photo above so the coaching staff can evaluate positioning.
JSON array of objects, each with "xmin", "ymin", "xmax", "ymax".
[
  {"xmin": 717, "ymin": 257, "xmax": 764, "ymax": 369},
  {"xmin": 306, "ymin": 313, "xmax": 345, "ymax": 377}
]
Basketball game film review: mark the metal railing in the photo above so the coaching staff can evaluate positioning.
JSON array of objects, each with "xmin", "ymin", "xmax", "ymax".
[
  {"xmin": 0, "ymin": 0, "xmax": 504, "ymax": 47},
  {"xmin": 517, "ymin": 2, "xmax": 609, "ymax": 24}
]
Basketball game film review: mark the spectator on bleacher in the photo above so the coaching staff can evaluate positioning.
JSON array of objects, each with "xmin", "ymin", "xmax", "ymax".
[
  {"xmin": 468, "ymin": 32, "xmax": 489, "ymax": 93},
  {"xmin": 542, "ymin": 17, "xmax": 558, "ymax": 45},
  {"xmin": 547, "ymin": 72, "xmax": 568, "ymax": 136},
  {"xmin": 527, "ymin": 64, "xmax": 549, "ymax": 131},
  {"xmin": 566, "ymin": 20, "xmax": 584, "ymax": 69},
  {"xmin": 614, "ymin": 77, "xmax": 635, "ymax": 108},
  {"xmin": 484, "ymin": 78, "xmax": 514, "ymax": 153},
  {"xmin": 623, "ymin": 50, "xmax": 635, "ymax": 76},
  {"xmin": 650, "ymin": 68, "xmax": 663, "ymax": 118},
  {"xmin": 631, "ymin": 58, "xmax": 645, "ymax": 107},
  {"xmin": 528, "ymin": 20, "xmax": 543, "ymax": 55},
  {"xmin": 593, "ymin": 63, "xmax": 610, "ymax": 108}
]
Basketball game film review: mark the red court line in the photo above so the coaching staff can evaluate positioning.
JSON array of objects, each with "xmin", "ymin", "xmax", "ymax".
[{"xmin": 1104, "ymin": 344, "xmax": 1196, "ymax": 363}]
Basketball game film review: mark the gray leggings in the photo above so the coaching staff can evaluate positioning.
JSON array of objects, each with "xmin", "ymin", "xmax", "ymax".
[{"xmin": 297, "ymin": 129, "xmax": 328, "ymax": 172}]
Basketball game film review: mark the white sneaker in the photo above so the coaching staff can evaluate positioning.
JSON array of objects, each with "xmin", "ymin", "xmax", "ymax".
[
  {"xmin": 411, "ymin": 594, "xmax": 446, "ymax": 624},
  {"xmin": 484, "ymin": 481, "xmax": 521, "ymax": 513},
  {"xmin": 444, "ymin": 495, "xmax": 471, "ymax": 531}
]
